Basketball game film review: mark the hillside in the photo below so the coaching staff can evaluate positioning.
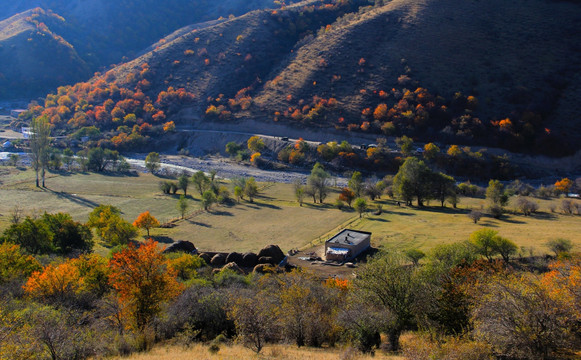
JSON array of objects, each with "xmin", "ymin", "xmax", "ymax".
[
  {"xmin": 20, "ymin": 0, "xmax": 581, "ymax": 157},
  {"xmin": 0, "ymin": 9, "xmax": 89, "ymax": 98},
  {"xmin": 0, "ymin": 0, "xmax": 280, "ymax": 98}
]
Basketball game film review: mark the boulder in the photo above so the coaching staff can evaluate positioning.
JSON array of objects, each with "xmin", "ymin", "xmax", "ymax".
[
  {"xmin": 258, "ymin": 256, "xmax": 275, "ymax": 265},
  {"xmin": 257, "ymin": 245, "xmax": 285, "ymax": 264},
  {"xmin": 222, "ymin": 262, "xmax": 244, "ymax": 274},
  {"xmin": 163, "ymin": 240, "xmax": 197, "ymax": 254},
  {"xmin": 226, "ymin": 252, "xmax": 244, "ymax": 266},
  {"xmin": 199, "ymin": 252, "xmax": 212, "ymax": 265},
  {"xmin": 240, "ymin": 252, "xmax": 258, "ymax": 268},
  {"xmin": 210, "ymin": 253, "xmax": 227, "ymax": 266}
]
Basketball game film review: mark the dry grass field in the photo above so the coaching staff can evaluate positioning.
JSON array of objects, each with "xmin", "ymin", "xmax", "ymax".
[
  {"xmin": 0, "ymin": 166, "xmax": 579, "ymax": 256},
  {"xmin": 112, "ymin": 343, "xmax": 404, "ymax": 360}
]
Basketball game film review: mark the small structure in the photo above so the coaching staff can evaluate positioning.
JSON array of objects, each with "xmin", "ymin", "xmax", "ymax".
[{"xmin": 325, "ymin": 229, "xmax": 371, "ymax": 261}]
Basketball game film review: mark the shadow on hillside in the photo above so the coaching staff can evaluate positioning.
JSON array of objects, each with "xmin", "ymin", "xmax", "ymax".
[{"xmin": 42, "ymin": 188, "xmax": 99, "ymax": 208}]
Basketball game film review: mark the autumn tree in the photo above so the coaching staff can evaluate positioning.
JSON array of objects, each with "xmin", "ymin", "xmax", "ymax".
[
  {"xmin": 247, "ymin": 136, "xmax": 265, "ymax": 153},
  {"xmin": 0, "ymin": 242, "xmax": 41, "ymax": 285},
  {"xmin": 554, "ymin": 178, "xmax": 573, "ymax": 195},
  {"xmin": 30, "ymin": 115, "xmax": 51, "ymax": 187},
  {"xmin": 339, "ymin": 188, "xmax": 355, "ymax": 207},
  {"xmin": 133, "ymin": 211, "xmax": 159, "ymax": 237},
  {"xmin": 87, "ymin": 205, "xmax": 137, "ymax": 246},
  {"xmin": 24, "ymin": 261, "xmax": 82, "ymax": 302},
  {"xmin": 109, "ymin": 240, "xmax": 183, "ymax": 332},
  {"xmin": 145, "ymin": 152, "xmax": 160, "ymax": 174},
  {"xmin": 423, "ymin": 143, "xmax": 440, "ymax": 160}
]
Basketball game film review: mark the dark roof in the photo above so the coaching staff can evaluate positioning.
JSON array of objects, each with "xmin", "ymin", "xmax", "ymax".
[{"xmin": 326, "ymin": 229, "xmax": 371, "ymax": 247}]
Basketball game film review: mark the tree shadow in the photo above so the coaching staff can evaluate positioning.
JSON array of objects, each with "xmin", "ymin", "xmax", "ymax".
[
  {"xmin": 150, "ymin": 235, "xmax": 174, "ymax": 244},
  {"xmin": 382, "ymin": 210, "xmax": 416, "ymax": 216},
  {"xmin": 498, "ymin": 217, "xmax": 526, "ymax": 224},
  {"xmin": 252, "ymin": 201, "xmax": 281, "ymax": 210},
  {"xmin": 530, "ymin": 212, "xmax": 558, "ymax": 220},
  {"xmin": 368, "ymin": 217, "xmax": 389, "ymax": 222},
  {"xmin": 210, "ymin": 210, "xmax": 234, "ymax": 216},
  {"xmin": 479, "ymin": 221, "xmax": 499, "ymax": 228},
  {"xmin": 42, "ymin": 188, "xmax": 99, "ymax": 208},
  {"xmin": 186, "ymin": 220, "xmax": 212, "ymax": 228}
]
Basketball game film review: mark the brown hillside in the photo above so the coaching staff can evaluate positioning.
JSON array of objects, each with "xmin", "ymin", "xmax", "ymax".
[{"xmin": 95, "ymin": 0, "xmax": 581, "ymax": 154}]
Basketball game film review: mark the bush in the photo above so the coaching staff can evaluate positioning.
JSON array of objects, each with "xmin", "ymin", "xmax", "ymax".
[
  {"xmin": 546, "ymin": 238, "xmax": 573, "ymax": 256},
  {"xmin": 487, "ymin": 204, "xmax": 503, "ymax": 218},
  {"xmin": 468, "ymin": 210, "xmax": 483, "ymax": 223}
]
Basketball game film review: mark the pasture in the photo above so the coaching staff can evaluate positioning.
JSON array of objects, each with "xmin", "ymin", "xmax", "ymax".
[{"xmin": 0, "ymin": 166, "xmax": 578, "ymax": 256}]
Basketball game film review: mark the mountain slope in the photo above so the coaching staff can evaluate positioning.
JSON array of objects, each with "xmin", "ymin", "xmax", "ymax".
[
  {"xmin": 0, "ymin": 0, "xmax": 280, "ymax": 99},
  {"xmin": 22, "ymin": 0, "xmax": 581, "ymax": 156},
  {"xmin": 0, "ymin": 9, "xmax": 89, "ymax": 98}
]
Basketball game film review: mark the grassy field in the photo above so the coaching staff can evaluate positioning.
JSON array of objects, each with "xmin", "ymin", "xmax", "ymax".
[
  {"xmin": 0, "ymin": 168, "xmax": 354, "ymax": 255},
  {"xmin": 339, "ymin": 196, "xmax": 581, "ymax": 254},
  {"xmin": 0, "ymin": 166, "xmax": 579, "ymax": 256},
  {"xmin": 112, "ymin": 343, "xmax": 403, "ymax": 360}
]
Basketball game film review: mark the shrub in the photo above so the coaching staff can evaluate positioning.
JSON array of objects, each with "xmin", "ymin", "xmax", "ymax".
[
  {"xmin": 487, "ymin": 204, "xmax": 503, "ymax": 219},
  {"xmin": 546, "ymin": 238, "xmax": 573, "ymax": 256},
  {"xmin": 468, "ymin": 210, "xmax": 483, "ymax": 223}
]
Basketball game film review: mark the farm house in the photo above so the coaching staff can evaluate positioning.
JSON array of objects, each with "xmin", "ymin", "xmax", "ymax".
[{"xmin": 325, "ymin": 229, "xmax": 371, "ymax": 261}]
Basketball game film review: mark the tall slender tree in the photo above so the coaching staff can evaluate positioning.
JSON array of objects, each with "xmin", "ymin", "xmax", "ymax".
[{"xmin": 30, "ymin": 116, "xmax": 51, "ymax": 187}]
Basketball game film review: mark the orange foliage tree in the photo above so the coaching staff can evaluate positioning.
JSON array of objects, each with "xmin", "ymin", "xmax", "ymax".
[
  {"xmin": 133, "ymin": 211, "xmax": 159, "ymax": 237},
  {"xmin": 108, "ymin": 240, "xmax": 183, "ymax": 332},
  {"xmin": 554, "ymin": 178, "xmax": 573, "ymax": 195},
  {"xmin": 24, "ymin": 261, "xmax": 82, "ymax": 301}
]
